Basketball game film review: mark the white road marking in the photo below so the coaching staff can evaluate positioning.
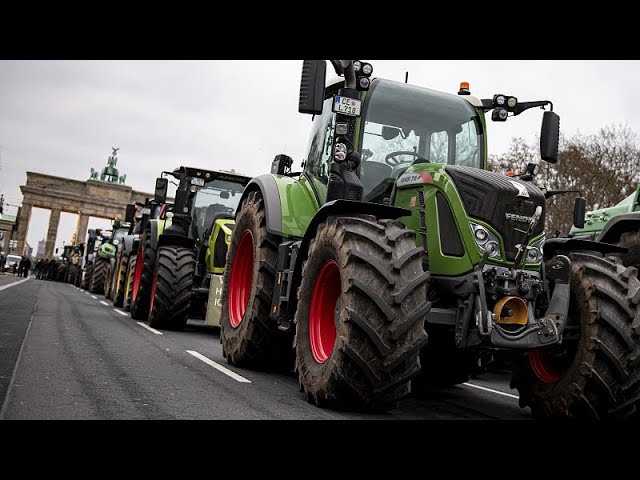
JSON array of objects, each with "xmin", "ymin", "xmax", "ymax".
[
  {"xmin": 99, "ymin": 301, "xmax": 109, "ymax": 306},
  {"xmin": 187, "ymin": 350, "xmax": 251, "ymax": 383},
  {"xmin": 136, "ymin": 321, "xmax": 163, "ymax": 335},
  {"xmin": 90, "ymin": 295, "xmax": 97, "ymax": 299},
  {"xmin": 113, "ymin": 309, "xmax": 128, "ymax": 316},
  {"xmin": 84, "ymin": 291, "xmax": 89, "ymax": 294},
  {"xmin": 463, "ymin": 382, "xmax": 519, "ymax": 400},
  {"xmin": 0, "ymin": 278, "xmax": 30, "ymax": 292}
]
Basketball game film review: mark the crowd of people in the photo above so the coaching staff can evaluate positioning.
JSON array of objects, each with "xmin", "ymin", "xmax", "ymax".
[{"xmin": 0, "ymin": 254, "xmax": 72, "ymax": 281}]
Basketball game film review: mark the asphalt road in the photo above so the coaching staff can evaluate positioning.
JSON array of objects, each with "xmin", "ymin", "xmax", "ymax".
[{"xmin": 0, "ymin": 276, "xmax": 531, "ymax": 420}]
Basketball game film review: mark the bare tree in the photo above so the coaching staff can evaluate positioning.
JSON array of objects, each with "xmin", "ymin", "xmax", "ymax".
[{"xmin": 489, "ymin": 124, "xmax": 640, "ymax": 235}]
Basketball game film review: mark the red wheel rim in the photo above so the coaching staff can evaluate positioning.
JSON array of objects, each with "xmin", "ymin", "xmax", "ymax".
[
  {"xmin": 529, "ymin": 348, "xmax": 563, "ymax": 384},
  {"xmin": 150, "ymin": 269, "xmax": 158, "ymax": 314},
  {"xmin": 228, "ymin": 231, "xmax": 254, "ymax": 328},
  {"xmin": 132, "ymin": 247, "xmax": 143, "ymax": 301},
  {"xmin": 309, "ymin": 260, "xmax": 340, "ymax": 364}
]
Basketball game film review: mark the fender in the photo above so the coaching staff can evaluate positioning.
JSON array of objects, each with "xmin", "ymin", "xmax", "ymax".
[
  {"xmin": 236, "ymin": 175, "xmax": 283, "ymax": 236},
  {"xmin": 597, "ymin": 213, "xmax": 640, "ymax": 244},
  {"xmin": 544, "ymin": 237, "xmax": 627, "ymax": 259},
  {"xmin": 206, "ymin": 219, "xmax": 234, "ymax": 274},
  {"xmin": 285, "ymin": 200, "xmax": 411, "ymax": 318},
  {"xmin": 123, "ymin": 234, "xmax": 137, "ymax": 255}
]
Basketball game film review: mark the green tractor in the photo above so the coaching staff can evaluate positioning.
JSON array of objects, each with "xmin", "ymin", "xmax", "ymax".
[
  {"xmin": 219, "ymin": 60, "xmax": 640, "ymax": 418},
  {"xmin": 86, "ymin": 221, "xmax": 130, "ymax": 295},
  {"xmin": 570, "ymin": 186, "xmax": 640, "ymax": 271},
  {"xmin": 129, "ymin": 168, "xmax": 251, "ymax": 330}
]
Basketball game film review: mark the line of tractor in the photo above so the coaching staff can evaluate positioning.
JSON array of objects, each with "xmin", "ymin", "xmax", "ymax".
[{"xmin": 52, "ymin": 60, "xmax": 640, "ymax": 419}]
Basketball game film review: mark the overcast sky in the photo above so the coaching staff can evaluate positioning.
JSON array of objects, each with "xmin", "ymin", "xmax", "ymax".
[{"xmin": 2, "ymin": 60, "xmax": 640, "ymax": 256}]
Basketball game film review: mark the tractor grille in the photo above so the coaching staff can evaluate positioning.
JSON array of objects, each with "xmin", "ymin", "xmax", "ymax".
[{"xmin": 445, "ymin": 166, "xmax": 545, "ymax": 262}]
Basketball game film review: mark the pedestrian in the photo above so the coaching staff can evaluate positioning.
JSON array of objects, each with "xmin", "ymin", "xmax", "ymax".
[{"xmin": 22, "ymin": 257, "xmax": 31, "ymax": 278}]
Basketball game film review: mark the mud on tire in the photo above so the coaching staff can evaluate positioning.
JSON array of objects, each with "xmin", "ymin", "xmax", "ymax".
[
  {"xmin": 220, "ymin": 191, "xmax": 291, "ymax": 368},
  {"xmin": 512, "ymin": 252, "xmax": 640, "ymax": 418},
  {"xmin": 295, "ymin": 215, "xmax": 430, "ymax": 411}
]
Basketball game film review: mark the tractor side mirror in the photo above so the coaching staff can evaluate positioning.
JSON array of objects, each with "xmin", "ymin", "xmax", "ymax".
[
  {"xmin": 154, "ymin": 177, "xmax": 168, "ymax": 204},
  {"xmin": 125, "ymin": 204, "xmax": 135, "ymax": 224},
  {"xmin": 299, "ymin": 60, "xmax": 326, "ymax": 115},
  {"xmin": 540, "ymin": 111, "xmax": 560, "ymax": 163},
  {"xmin": 573, "ymin": 197, "xmax": 586, "ymax": 229}
]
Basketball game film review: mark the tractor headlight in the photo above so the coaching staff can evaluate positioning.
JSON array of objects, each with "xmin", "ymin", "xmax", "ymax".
[
  {"xmin": 362, "ymin": 63, "xmax": 373, "ymax": 76},
  {"xmin": 526, "ymin": 237, "xmax": 545, "ymax": 263},
  {"xmin": 113, "ymin": 239, "xmax": 120, "ymax": 246},
  {"xmin": 353, "ymin": 61, "xmax": 362, "ymax": 72},
  {"xmin": 359, "ymin": 77, "xmax": 370, "ymax": 89},
  {"xmin": 494, "ymin": 94, "xmax": 506, "ymax": 106},
  {"xmin": 470, "ymin": 222, "xmax": 501, "ymax": 259},
  {"xmin": 190, "ymin": 185, "xmax": 198, "ymax": 193}
]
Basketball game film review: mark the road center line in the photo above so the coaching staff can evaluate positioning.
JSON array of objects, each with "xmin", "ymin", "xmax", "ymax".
[
  {"xmin": 99, "ymin": 300, "xmax": 109, "ymax": 306},
  {"xmin": 187, "ymin": 350, "xmax": 251, "ymax": 383},
  {"xmin": 0, "ymin": 278, "xmax": 30, "ymax": 292},
  {"xmin": 90, "ymin": 295, "xmax": 97, "ymax": 299},
  {"xmin": 113, "ymin": 309, "xmax": 128, "ymax": 316},
  {"xmin": 84, "ymin": 291, "xmax": 89, "ymax": 295},
  {"xmin": 463, "ymin": 382, "xmax": 519, "ymax": 400},
  {"xmin": 136, "ymin": 321, "xmax": 163, "ymax": 335}
]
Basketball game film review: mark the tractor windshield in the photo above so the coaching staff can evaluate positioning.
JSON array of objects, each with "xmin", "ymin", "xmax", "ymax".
[
  {"xmin": 360, "ymin": 79, "xmax": 483, "ymax": 203},
  {"xmin": 190, "ymin": 178, "xmax": 245, "ymax": 241},
  {"xmin": 114, "ymin": 228, "xmax": 129, "ymax": 241}
]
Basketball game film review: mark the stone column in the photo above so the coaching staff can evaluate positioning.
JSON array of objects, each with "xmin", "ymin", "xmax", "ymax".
[
  {"xmin": 1, "ymin": 229, "xmax": 10, "ymax": 255},
  {"xmin": 43, "ymin": 209, "xmax": 61, "ymax": 260},
  {"xmin": 74, "ymin": 213, "xmax": 90, "ymax": 245},
  {"xmin": 14, "ymin": 202, "xmax": 33, "ymax": 256}
]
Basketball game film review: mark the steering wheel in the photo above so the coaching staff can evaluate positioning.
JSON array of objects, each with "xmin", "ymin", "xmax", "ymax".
[{"xmin": 384, "ymin": 151, "xmax": 429, "ymax": 166}]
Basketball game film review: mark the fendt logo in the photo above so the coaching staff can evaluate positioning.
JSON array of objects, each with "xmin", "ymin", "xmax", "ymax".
[
  {"xmin": 505, "ymin": 212, "xmax": 532, "ymax": 223},
  {"xmin": 397, "ymin": 172, "xmax": 433, "ymax": 187}
]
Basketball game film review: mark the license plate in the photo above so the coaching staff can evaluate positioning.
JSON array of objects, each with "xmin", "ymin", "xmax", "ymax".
[
  {"xmin": 141, "ymin": 208, "xmax": 151, "ymax": 215},
  {"xmin": 332, "ymin": 96, "xmax": 361, "ymax": 117},
  {"xmin": 191, "ymin": 177, "xmax": 205, "ymax": 187}
]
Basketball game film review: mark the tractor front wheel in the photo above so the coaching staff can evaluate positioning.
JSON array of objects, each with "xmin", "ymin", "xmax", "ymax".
[
  {"xmin": 512, "ymin": 252, "xmax": 640, "ymax": 418},
  {"xmin": 131, "ymin": 226, "xmax": 156, "ymax": 320},
  {"xmin": 123, "ymin": 254, "xmax": 137, "ymax": 312},
  {"xmin": 295, "ymin": 215, "xmax": 430, "ymax": 411},
  {"xmin": 89, "ymin": 257, "xmax": 108, "ymax": 295},
  {"xmin": 148, "ymin": 246, "xmax": 195, "ymax": 331},
  {"xmin": 113, "ymin": 252, "xmax": 129, "ymax": 308},
  {"xmin": 81, "ymin": 263, "xmax": 93, "ymax": 290}
]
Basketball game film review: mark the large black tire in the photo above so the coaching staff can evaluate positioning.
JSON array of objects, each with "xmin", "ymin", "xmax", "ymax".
[
  {"xmin": 220, "ymin": 191, "xmax": 291, "ymax": 368},
  {"xmin": 295, "ymin": 216, "xmax": 430, "ymax": 411},
  {"xmin": 123, "ymin": 254, "xmax": 137, "ymax": 312},
  {"xmin": 104, "ymin": 263, "xmax": 114, "ymax": 299},
  {"xmin": 89, "ymin": 257, "xmax": 108, "ymax": 295},
  {"xmin": 81, "ymin": 263, "xmax": 93, "ymax": 290},
  {"xmin": 148, "ymin": 246, "xmax": 195, "ymax": 331},
  {"xmin": 512, "ymin": 252, "xmax": 640, "ymax": 418},
  {"xmin": 67, "ymin": 265, "xmax": 78, "ymax": 285},
  {"xmin": 131, "ymin": 225, "xmax": 156, "ymax": 320},
  {"xmin": 113, "ymin": 252, "xmax": 129, "ymax": 308},
  {"xmin": 615, "ymin": 230, "xmax": 640, "ymax": 273},
  {"xmin": 413, "ymin": 325, "xmax": 479, "ymax": 388}
]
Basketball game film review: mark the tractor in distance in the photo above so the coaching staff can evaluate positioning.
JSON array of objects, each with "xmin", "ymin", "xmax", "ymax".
[
  {"xmin": 85, "ymin": 220, "xmax": 130, "ymax": 295},
  {"xmin": 570, "ymin": 185, "xmax": 640, "ymax": 273},
  {"xmin": 104, "ymin": 203, "xmax": 137, "ymax": 305},
  {"xmin": 130, "ymin": 168, "xmax": 251, "ymax": 331},
  {"xmin": 219, "ymin": 59, "xmax": 640, "ymax": 418},
  {"xmin": 59, "ymin": 243, "xmax": 85, "ymax": 286},
  {"xmin": 80, "ymin": 228, "xmax": 107, "ymax": 290}
]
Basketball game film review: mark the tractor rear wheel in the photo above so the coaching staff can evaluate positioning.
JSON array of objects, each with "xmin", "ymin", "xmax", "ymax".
[
  {"xmin": 512, "ymin": 252, "xmax": 640, "ymax": 418},
  {"xmin": 67, "ymin": 265, "xmax": 78, "ymax": 286},
  {"xmin": 295, "ymin": 216, "xmax": 430, "ymax": 411},
  {"xmin": 220, "ymin": 191, "xmax": 290, "ymax": 368},
  {"xmin": 104, "ymin": 263, "xmax": 114, "ymax": 299},
  {"xmin": 123, "ymin": 254, "xmax": 137, "ymax": 312},
  {"xmin": 131, "ymin": 225, "xmax": 156, "ymax": 320},
  {"xmin": 148, "ymin": 246, "xmax": 195, "ymax": 331},
  {"xmin": 81, "ymin": 263, "xmax": 93, "ymax": 290},
  {"xmin": 113, "ymin": 252, "xmax": 129, "ymax": 308},
  {"xmin": 89, "ymin": 257, "xmax": 108, "ymax": 295}
]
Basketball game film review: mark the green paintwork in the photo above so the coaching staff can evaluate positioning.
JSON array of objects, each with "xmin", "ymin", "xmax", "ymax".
[
  {"xmin": 570, "ymin": 186, "xmax": 640, "ymax": 237},
  {"xmin": 206, "ymin": 219, "xmax": 234, "ymax": 274},
  {"xmin": 97, "ymin": 242, "xmax": 117, "ymax": 259},
  {"xmin": 393, "ymin": 163, "xmax": 542, "ymax": 276},
  {"xmin": 273, "ymin": 174, "xmax": 321, "ymax": 238}
]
